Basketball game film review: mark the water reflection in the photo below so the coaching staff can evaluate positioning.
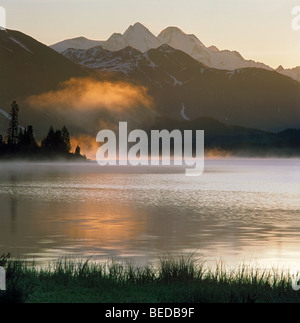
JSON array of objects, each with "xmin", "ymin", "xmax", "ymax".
[
  {"xmin": 9, "ymin": 195, "xmax": 17, "ymax": 234},
  {"xmin": 0, "ymin": 159, "xmax": 299, "ymax": 270}
]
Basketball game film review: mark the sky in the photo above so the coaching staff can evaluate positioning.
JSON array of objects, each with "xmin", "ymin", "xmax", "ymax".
[{"xmin": 1, "ymin": 0, "xmax": 300, "ymax": 68}]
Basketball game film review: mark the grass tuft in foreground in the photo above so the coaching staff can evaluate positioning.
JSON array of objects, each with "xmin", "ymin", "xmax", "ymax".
[{"xmin": 0, "ymin": 254, "xmax": 299, "ymax": 303}]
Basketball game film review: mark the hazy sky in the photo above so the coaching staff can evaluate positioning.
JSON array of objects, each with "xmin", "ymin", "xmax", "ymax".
[{"xmin": 1, "ymin": 0, "xmax": 300, "ymax": 68}]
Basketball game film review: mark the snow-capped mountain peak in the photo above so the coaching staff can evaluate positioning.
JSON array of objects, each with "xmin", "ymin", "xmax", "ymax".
[
  {"xmin": 51, "ymin": 36, "xmax": 103, "ymax": 52},
  {"xmin": 158, "ymin": 26, "xmax": 186, "ymax": 37},
  {"xmin": 51, "ymin": 22, "xmax": 275, "ymax": 71},
  {"xmin": 158, "ymin": 27, "xmax": 205, "ymax": 54},
  {"xmin": 158, "ymin": 26, "xmax": 204, "ymax": 47},
  {"xmin": 124, "ymin": 22, "xmax": 151, "ymax": 35},
  {"xmin": 107, "ymin": 33, "xmax": 123, "ymax": 42},
  {"xmin": 122, "ymin": 22, "xmax": 161, "ymax": 52}
]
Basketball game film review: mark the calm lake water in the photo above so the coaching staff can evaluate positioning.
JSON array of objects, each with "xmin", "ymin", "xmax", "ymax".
[{"xmin": 0, "ymin": 159, "xmax": 299, "ymax": 271}]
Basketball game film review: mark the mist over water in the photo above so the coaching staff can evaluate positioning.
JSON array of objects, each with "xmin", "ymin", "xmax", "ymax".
[{"xmin": 0, "ymin": 159, "xmax": 299, "ymax": 271}]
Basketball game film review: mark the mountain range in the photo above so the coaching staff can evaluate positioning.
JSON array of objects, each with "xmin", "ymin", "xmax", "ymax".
[
  {"xmin": 61, "ymin": 43, "xmax": 300, "ymax": 130},
  {"xmin": 51, "ymin": 22, "xmax": 272, "ymax": 71},
  {"xmin": 0, "ymin": 28, "xmax": 93, "ymax": 134},
  {"xmin": 0, "ymin": 29, "xmax": 92, "ymax": 103},
  {"xmin": 51, "ymin": 22, "xmax": 300, "ymax": 81},
  {"xmin": 276, "ymin": 65, "xmax": 300, "ymax": 83},
  {"xmin": 0, "ymin": 23, "xmax": 299, "ymax": 144}
]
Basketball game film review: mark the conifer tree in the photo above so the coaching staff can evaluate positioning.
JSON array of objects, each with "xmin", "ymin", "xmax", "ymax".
[
  {"xmin": 6, "ymin": 101, "xmax": 19, "ymax": 145},
  {"xmin": 75, "ymin": 145, "xmax": 81, "ymax": 155},
  {"xmin": 61, "ymin": 126, "xmax": 71, "ymax": 153}
]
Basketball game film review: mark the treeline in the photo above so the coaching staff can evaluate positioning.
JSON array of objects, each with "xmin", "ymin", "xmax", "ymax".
[{"xmin": 0, "ymin": 101, "xmax": 86, "ymax": 160}]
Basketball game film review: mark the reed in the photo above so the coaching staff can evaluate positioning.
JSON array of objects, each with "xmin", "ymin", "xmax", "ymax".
[{"xmin": 0, "ymin": 254, "xmax": 299, "ymax": 303}]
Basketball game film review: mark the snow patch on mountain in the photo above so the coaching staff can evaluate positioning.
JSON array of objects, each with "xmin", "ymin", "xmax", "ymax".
[
  {"xmin": 143, "ymin": 52, "xmax": 157, "ymax": 68},
  {"xmin": 62, "ymin": 46, "xmax": 144, "ymax": 76},
  {"xmin": 181, "ymin": 104, "xmax": 190, "ymax": 121},
  {"xmin": 0, "ymin": 109, "xmax": 10, "ymax": 120},
  {"xmin": 9, "ymin": 36, "xmax": 33, "ymax": 53},
  {"xmin": 0, "ymin": 109, "xmax": 25, "ymax": 131},
  {"xmin": 168, "ymin": 73, "xmax": 183, "ymax": 86}
]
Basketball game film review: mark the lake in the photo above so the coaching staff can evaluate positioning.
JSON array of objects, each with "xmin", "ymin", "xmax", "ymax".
[{"xmin": 0, "ymin": 158, "xmax": 299, "ymax": 271}]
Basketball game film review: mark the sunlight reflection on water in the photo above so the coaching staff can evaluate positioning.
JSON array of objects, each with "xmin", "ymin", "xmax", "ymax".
[{"xmin": 0, "ymin": 158, "xmax": 299, "ymax": 271}]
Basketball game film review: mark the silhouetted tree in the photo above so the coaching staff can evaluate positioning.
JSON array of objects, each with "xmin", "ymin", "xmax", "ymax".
[
  {"xmin": 41, "ymin": 126, "xmax": 71, "ymax": 154},
  {"xmin": 6, "ymin": 101, "xmax": 19, "ymax": 145},
  {"xmin": 75, "ymin": 145, "xmax": 81, "ymax": 155},
  {"xmin": 19, "ymin": 125, "xmax": 38, "ymax": 151},
  {"xmin": 61, "ymin": 126, "xmax": 71, "ymax": 153},
  {"xmin": 41, "ymin": 126, "xmax": 55, "ymax": 151}
]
